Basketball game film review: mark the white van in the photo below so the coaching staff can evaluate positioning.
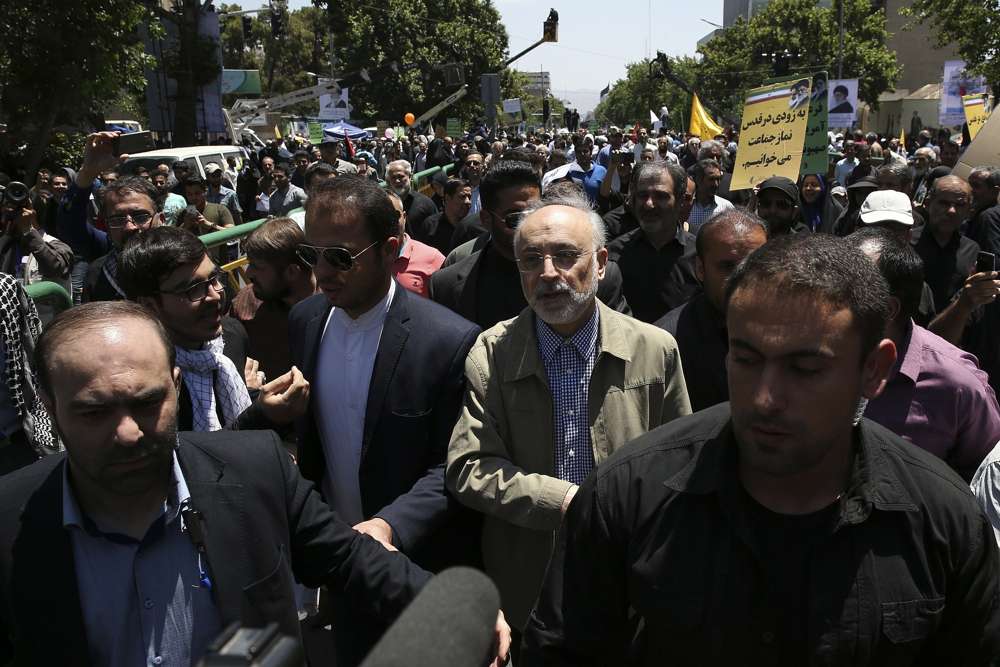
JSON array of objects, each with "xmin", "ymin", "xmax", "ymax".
[{"xmin": 119, "ymin": 145, "xmax": 251, "ymax": 179}]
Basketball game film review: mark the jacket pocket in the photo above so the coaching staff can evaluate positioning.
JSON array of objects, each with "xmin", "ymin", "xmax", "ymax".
[{"xmin": 881, "ymin": 597, "xmax": 945, "ymax": 643}]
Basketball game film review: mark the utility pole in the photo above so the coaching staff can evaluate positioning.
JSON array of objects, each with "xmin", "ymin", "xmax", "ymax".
[{"xmin": 838, "ymin": 0, "xmax": 845, "ymax": 79}]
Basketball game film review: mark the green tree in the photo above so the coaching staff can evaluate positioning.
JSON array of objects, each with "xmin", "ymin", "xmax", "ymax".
[
  {"xmin": 594, "ymin": 56, "xmax": 702, "ymax": 131},
  {"xmin": 0, "ymin": 0, "xmax": 154, "ymax": 179},
  {"xmin": 902, "ymin": 0, "xmax": 1000, "ymax": 92},
  {"xmin": 326, "ymin": 0, "xmax": 509, "ymax": 123},
  {"xmin": 695, "ymin": 0, "xmax": 900, "ymax": 121}
]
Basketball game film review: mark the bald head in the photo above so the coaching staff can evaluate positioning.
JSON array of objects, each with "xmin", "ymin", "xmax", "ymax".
[
  {"xmin": 37, "ymin": 302, "xmax": 175, "ymax": 401},
  {"xmin": 515, "ymin": 193, "xmax": 606, "ymax": 254}
]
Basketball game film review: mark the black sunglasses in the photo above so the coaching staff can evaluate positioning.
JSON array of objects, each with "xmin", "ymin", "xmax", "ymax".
[{"xmin": 296, "ymin": 240, "xmax": 380, "ymax": 271}]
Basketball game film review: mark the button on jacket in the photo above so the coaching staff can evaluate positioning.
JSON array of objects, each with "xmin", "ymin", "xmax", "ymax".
[
  {"xmin": 446, "ymin": 301, "xmax": 691, "ymax": 628},
  {"xmin": 522, "ymin": 403, "xmax": 1000, "ymax": 666}
]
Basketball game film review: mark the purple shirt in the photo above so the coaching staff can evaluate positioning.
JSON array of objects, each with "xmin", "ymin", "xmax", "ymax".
[{"xmin": 865, "ymin": 321, "xmax": 1000, "ymax": 480}]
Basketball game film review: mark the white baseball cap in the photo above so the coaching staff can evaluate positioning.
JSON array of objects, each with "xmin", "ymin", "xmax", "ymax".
[{"xmin": 860, "ymin": 190, "xmax": 914, "ymax": 227}]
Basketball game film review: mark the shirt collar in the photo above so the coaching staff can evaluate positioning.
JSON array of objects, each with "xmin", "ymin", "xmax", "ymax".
[
  {"xmin": 662, "ymin": 409, "xmax": 918, "ymax": 520},
  {"xmin": 63, "ymin": 447, "xmax": 189, "ymax": 532},
  {"xmin": 534, "ymin": 304, "xmax": 600, "ymax": 364},
  {"xmin": 331, "ymin": 278, "xmax": 396, "ymax": 332},
  {"xmin": 893, "ymin": 320, "xmax": 924, "ymax": 384}
]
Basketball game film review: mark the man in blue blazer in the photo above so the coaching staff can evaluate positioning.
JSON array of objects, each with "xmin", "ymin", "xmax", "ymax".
[{"xmin": 288, "ymin": 176, "xmax": 482, "ymax": 664}]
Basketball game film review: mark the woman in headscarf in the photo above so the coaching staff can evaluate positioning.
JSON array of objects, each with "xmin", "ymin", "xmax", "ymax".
[{"xmin": 798, "ymin": 173, "xmax": 843, "ymax": 233}]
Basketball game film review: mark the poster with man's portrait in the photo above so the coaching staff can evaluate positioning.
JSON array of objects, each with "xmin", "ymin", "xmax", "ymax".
[{"xmin": 827, "ymin": 79, "xmax": 859, "ymax": 128}]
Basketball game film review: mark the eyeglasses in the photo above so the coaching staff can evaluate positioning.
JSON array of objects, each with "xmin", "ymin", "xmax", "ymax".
[
  {"xmin": 516, "ymin": 249, "xmax": 593, "ymax": 274},
  {"xmin": 159, "ymin": 270, "xmax": 225, "ymax": 302},
  {"xmin": 105, "ymin": 211, "xmax": 155, "ymax": 229},
  {"xmin": 296, "ymin": 240, "xmax": 380, "ymax": 271},
  {"xmin": 487, "ymin": 210, "xmax": 525, "ymax": 230}
]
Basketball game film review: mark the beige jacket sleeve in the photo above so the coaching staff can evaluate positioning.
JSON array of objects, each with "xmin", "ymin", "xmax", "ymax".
[
  {"xmin": 659, "ymin": 341, "xmax": 693, "ymax": 425},
  {"xmin": 446, "ymin": 346, "xmax": 572, "ymax": 532}
]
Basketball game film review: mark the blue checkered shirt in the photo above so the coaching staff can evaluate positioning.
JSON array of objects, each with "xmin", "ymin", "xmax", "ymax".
[{"xmin": 535, "ymin": 307, "xmax": 600, "ymax": 486}]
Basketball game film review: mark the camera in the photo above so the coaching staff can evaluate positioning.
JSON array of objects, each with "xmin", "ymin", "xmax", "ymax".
[
  {"xmin": 0, "ymin": 181, "xmax": 30, "ymax": 223},
  {"xmin": 613, "ymin": 148, "xmax": 634, "ymax": 165},
  {"xmin": 197, "ymin": 622, "xmax": 303, "ymax": 667}
]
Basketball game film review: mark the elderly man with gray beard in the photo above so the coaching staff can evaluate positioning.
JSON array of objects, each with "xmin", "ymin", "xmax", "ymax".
[{"xmin": 446, "ymin": 190, "xmax": 692, "ymax": 660}]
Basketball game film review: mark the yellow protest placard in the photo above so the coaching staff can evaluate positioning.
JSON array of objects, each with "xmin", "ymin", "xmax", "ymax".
[
  {"xmin": 731, "ymin": 78, "xmax": 812, "ymax": 191},
  {"xmin": 964, "ymin": 94, "xmax": 990, "ymax": 140}
]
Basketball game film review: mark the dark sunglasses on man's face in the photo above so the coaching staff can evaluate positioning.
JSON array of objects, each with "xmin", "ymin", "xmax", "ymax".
[{"xmin": 296, "ymin": 240, "xmax": 380, "ymax": 271}]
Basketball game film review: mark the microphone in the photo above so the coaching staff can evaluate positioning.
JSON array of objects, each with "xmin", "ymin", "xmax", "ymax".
[{"xmin": 360, "ymin": 567, "xmax": 501, "ymax": 667}]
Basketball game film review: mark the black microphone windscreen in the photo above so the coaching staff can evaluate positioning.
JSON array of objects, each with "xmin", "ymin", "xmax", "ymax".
[{"xmin": 360, "ymin": 567, "xmax": 500, "ymax": 667}]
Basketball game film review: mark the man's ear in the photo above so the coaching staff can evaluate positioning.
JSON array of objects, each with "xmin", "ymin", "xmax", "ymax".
[
  {"xmin": 862, "ymin": 338, "xmax": 897, "ymax": 400},
  {"xmin": 39, "ymin": 386, "xmax": 53, "ymax": 416},
  {"xmin": 136, "ymin": 294, "xmax": 161, "ymax": 316},
  {"xmin": 595, "ymin": 247, "xmax": 608, "ymax": 281},
  {"xmin": 172, "ymin": 366, "xmax": 182, "ymax": 394},
  {"xmin": 695, "ymin": 256, "xmax": 706, "ymax": 283},
  {"xmin": 886, "ymin": 295, "xmax": 902, "ymax": 323}
]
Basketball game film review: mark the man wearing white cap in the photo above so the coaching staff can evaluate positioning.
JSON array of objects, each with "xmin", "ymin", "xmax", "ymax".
[{"xmin": 858, "ymin": 189, "xmax": 914, "ymax": 241}]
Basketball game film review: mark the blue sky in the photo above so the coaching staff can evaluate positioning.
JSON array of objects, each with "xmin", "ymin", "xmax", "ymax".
[{"xmin": 255, "ymin": 1, "xmax": 721, "ymax": 113}]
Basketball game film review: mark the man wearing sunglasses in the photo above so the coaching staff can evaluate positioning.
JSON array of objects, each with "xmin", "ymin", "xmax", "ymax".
[
  {"xmin": 288, "ymin": 176, "xmax": 482, "ymax": 665},
  {"xmin": 430, "ymin": 160, "xmax": 628, "ymax": 330},
  {"xmin": 55, "ymin": 133, "xmax": 165, "ymax": 303},
  {"xmin": 119, "ymin": 226, "xmax": 309, "ymax": 433},
  {"xmin": 445, "ymin": 191, "xmax": 691, "ymax": 656}
]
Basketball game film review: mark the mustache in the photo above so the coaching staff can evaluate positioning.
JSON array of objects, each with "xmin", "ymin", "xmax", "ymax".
[{"xmin": 534, "ymin": 280, "xmax": 573, "ymax": 298}]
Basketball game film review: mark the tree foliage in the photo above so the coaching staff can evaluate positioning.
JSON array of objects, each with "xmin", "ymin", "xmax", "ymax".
[
  {"xmin": 218, "ymin": 0, "xmax": 512, "ymax": 125},
  {"xmin": 593, "ymin": 57, "xmax": 701, "ymax": 131},
  {"xmin": 902, "ymin": 0, "xmax": 1000, "ymax": 92},
  {"xmin": 694, "ymin": 0, "xmax": 899, "ymax": 121},
  {"xmin": 0, "ymin": 0, "xmax": 155, "ymax": 176}
]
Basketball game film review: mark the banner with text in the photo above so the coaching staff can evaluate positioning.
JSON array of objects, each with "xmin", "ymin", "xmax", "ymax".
[
  {"xmin": 964, "ymin": 94, "xmax": 990, "ymax": 140},
  {"xmin": 732, "ymin": 78, "xmax": 812, "ymax": 191},
  {"xmin": 941, "ymin": 60, "xmax": 987, "ymax": 126},
  {"xmin": 801, "ymin": 72, "xmax": 829, "ymax": 176}
]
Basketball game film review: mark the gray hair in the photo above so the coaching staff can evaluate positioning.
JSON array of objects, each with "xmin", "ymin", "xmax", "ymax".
[
  {"xmin": 876, "ymin": 161, "xmax": 913, "ymax": 187},
  {"xmin": 387, "ymin": 159, "xmax": 412, "ymax": 175},
  {"xmin": 697, "ymin": 140, "xmax": 724, "ymax": 161},
  {"xmin": 514, "ymin": 190, "xmax": 607, "ymax": 252}
]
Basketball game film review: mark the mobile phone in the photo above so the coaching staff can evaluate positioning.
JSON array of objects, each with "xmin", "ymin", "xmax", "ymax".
[
  {"xmin": 113, "ymin": 131, "xmax": 155, "ymax": 156},
  {"xmin": 976, "ymin": 251, "xmax": 996, "ymax": 273}
]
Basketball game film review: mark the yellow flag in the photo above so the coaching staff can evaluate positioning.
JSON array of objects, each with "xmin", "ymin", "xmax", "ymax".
[
  {"xmin": 900, "ymin": 127, "xmax": 905, "ymax": 147},
  {"xmin": 689, "ymin": 93, "xmax": 724, "ymax": 140},
  {"xmin": 274, "ymin": 124, "xmax": 282, "ymax": 139}
]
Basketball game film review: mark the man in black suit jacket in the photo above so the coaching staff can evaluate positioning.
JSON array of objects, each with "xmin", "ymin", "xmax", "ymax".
[
  {"xmin": 289, "ymin": 176, "xmax": 482, "ymax": 664},
  {"xmin": 0, "ymin": 301, "xmax": 443, "ymax": 666}
]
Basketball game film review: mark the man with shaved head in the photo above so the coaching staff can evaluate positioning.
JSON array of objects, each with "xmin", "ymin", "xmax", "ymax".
[
  {"xmin": 911, "ymin": 175, "xmax": 979, "ymax": 310},
  {"xmin": 656, "ymin": 210, "xmax": 768, "ymax": 410},
  {"xmin": 447, "ymin": 190, "xmax": 691, "ymax": 655}
]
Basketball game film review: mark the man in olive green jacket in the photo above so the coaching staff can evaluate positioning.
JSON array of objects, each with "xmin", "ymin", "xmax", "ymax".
[{"xmin": 446, "ymin": 192, "xmax": 692, "ymax": 633}]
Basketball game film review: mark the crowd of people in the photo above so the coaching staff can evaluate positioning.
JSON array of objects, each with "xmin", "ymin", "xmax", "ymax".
[{"xmin": 1, "ymin": 109, "xmax": 1000, "ymax": 665}]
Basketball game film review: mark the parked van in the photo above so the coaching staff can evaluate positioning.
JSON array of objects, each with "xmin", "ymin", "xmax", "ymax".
[{"xmin": 119, "ymin": 145, "xmax": 251, "ymax": 179}]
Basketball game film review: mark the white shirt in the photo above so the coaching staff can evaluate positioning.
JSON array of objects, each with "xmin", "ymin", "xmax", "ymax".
[
  {"xmin": 315, "ymin": 280, "xmax": 396, "ymax": 524},
  {"xmin": 470, "ymin": 186, "xmax": 481, "ymax": 214},
  {"xmin": 835, "ymin": 157, "xmax": 858, "ymax": 186},
  {"xmin": 972, "ymin": 439, "xmax": 1000, "ymax": 547}
]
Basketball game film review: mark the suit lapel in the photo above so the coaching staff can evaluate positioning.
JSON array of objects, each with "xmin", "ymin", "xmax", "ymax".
[
  {"xmin": 302, "ymin": 301, "xmax": 332, "ymax": 384},
  {"xmin": 456, "ymin": 251, "xmax": 484, "ymax": 322},
  {"xmin": 177, "ymin": 439, "xmax": 250, "ymax": 627},
  {"xmin": 362, "ymin": 284, "xmax": 411, "ymax": 457},
  {"xmin": 12, "ymin": 458, "xmax": 90, "ymax": 664}
]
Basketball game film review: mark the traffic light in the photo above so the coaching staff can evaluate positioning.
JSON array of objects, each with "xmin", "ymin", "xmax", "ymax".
[
  {"xmin": 241, "ymin": 16, "xmax": 252, "ymax": 37},
  {"xmin": 543, "ymin": 9, "xmax": 558, "ymax": 43},
  {"xmin": 542, "ymin": 97, "xmax": 551, "ymax": 124},
  {"xmin": 270, "ymin": 9, "xmax": 283, "ymax": 38}
]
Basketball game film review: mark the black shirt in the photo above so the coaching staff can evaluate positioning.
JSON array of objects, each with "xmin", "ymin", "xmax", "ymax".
[
  {"xmin": 607, "ymin": 227, "xmax": 700, "ymax": 323},
  {"xmin": 402, "ymin": 190, "xmax": 438, "ymax": 234},
  {"xmin": 601, "ymin": 205, "xmax": 640, "ymax": 241},
  {"xmin": 655, "ymin": 293, "xmax": 727, "ymax": 412},
  {"xmin": 410, "ymin": 211, "xmax": 458, "ymax": 256},
  {"xmin": 522, "ymin": 404, "xmax": 1000, "ymax": 665},
  {"xmin": 967, "ymin": 204, "xmax": 1000, "ymax": 256},
  {"xmin": 911, "ymin": 225, "xmax": 980, "ymax": 311},
  {"xmin": 475, "ymin": 246, "xmax": 528, "ymax": 330}
]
